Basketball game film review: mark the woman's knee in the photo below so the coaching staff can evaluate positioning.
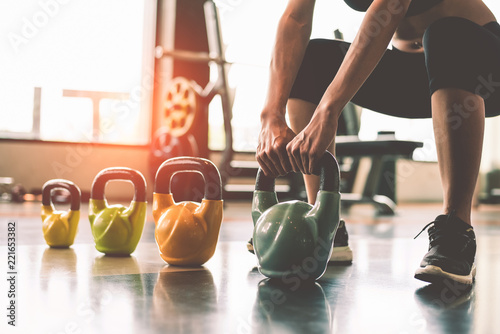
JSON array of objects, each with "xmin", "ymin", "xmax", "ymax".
[
  {"xmin": 290, "ymin": 39, "xmax": 349, "ymax": 105},
  {"xmin": 302, "ymin": 39, "xmax": 347, "ymax": 70},
  {"xmin": 287, "ymin": 99, "xmax": 317, "ymax": 133},
  {"xmin": 423, "ymin": 17, "xmax": 498, "ymax": 96}
]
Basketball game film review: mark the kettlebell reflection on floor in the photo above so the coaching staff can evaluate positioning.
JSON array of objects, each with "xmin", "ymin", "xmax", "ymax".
[
  {"xmin": 252, "ymin": 278, "xmax": 333, "ymax": 334},
  {"xmin": 40, "ymin": 247, "xmax": 78, "ymax": 292},
  {"xmin": 152, "ymin": 266, "xmax": 218, "ymax": 332}
]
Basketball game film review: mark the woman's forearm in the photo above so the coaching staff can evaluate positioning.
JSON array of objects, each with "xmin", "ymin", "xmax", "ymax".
[
  {"xmin": 318, "ymin": 0, "xmax": 412, "ymax": 119},
  {"xmin": 262, "ymin": 1, "xmax": 315, "ymax": 120}
]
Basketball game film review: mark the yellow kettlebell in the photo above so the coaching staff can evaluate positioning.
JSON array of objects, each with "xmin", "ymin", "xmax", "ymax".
[
  {"xmin": 89, "ymin": 168, "xmax": 147, "ymax": 256},
  {"xmin": 41, "ymin": 179, "xmax": 81, "ymax": 248},
  {"xmin": 153, "ymin": 157, "xmax": 223, "ymax": 266}
]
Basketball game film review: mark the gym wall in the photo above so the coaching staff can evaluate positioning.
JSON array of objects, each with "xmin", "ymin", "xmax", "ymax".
[{"xmin": 0, "ymin": 140, "xmax": 152, "ymax": 202}]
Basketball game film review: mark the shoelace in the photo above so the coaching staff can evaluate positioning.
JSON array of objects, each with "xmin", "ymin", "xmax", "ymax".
[
  {"xmin": 413, "ymin": 221, "xmax": 434, "ymax": 240},
  {"xmin": 413, "ymin": 210, "xmax": 458, "ymax": 240},
  {"xmin": 414, "ymin": 214, "xmax": 474, "ymax": 253}
]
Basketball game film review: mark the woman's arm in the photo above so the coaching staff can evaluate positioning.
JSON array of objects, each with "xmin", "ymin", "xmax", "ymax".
[
  {"xmin": 256, "ymin": 0, "xmax": 316, "ymax": 177},
  {"xmin": 287, "ymin": 0, "xmax": 412, "ymax": 174}
]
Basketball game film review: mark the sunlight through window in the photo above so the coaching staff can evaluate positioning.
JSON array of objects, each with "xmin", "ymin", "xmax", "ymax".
[{"xmin": 0, "ymin": 0, "xmax": 151, "ymax": 144}]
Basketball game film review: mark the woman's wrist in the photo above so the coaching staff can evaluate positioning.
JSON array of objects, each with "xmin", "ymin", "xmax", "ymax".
[
  {"xmin": 315, "ymin": 102, "xmax": 343, "ymax": 125},
  {"xmin": 260, "ymin": 106, "xmax": 287, "ymax": 124}
]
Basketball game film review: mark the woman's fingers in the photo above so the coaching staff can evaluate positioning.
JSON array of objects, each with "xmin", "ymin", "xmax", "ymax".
[
  {"xmin": 276, "ymin": 149, "xmax": 292, "ymax": 175},
  {"xmin": 288, "ymin": 151, "xmax": 300, "ymax": 173},
  {"xmin": 268, "ymin": 148, "xmax": 286, "ymax": 176},
  {"xmin": 307, "ymin": 150, "xmax": 321, "ymax": 175},
  {"xmin": 287, "ymin": 137, "xmax": 325, "ymax": 175},
  {"xmin": 287, "ymin": 140, "xmax": 305, "ymax": 174},
  {"xmin": 257, "ymin": 143, "xmax": 293, "ymax": 177},
  {"xmin": 256, "ymin": 148, "xmax": 279, "ymax": 176}
]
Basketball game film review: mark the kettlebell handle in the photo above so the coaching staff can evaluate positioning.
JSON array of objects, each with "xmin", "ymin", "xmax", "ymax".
[
  {"xmin": 91, "ymin": 168, "xmax": 147, "ymax": 202},
  {"xmin": 155, "ymin": 157, "xmax": 222, "ymax": 200},
  {"xmin": 42, "ymin": 179, "xmax": 81, "ymax": 211},
  {"xmin": 255, "ymin": 151, "xmax": 340, "ymax": 192}
]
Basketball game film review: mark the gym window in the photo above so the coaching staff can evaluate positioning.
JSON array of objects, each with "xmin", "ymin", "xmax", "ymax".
[{"xmin": 0, "ymin": 0, "xmax": 155, "ymax": 145}]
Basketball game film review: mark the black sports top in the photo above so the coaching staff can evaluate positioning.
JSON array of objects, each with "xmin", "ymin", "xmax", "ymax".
[{"xmin": 344, "ymin": 0, "xmax": 443, "ymax": 17}]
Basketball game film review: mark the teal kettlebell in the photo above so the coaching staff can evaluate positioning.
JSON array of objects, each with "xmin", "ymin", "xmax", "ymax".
[
  {"xmin": 252, "ymin": 152, "xmax": 341, "ymax": 280},
  {"xmin": 89, "ymin": 168, "xmax": 147, "ymax": 256}
]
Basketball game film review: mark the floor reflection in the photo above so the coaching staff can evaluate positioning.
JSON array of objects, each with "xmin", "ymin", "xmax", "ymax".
[
  {"xmin": 89, "ymin": 255, "xmax": 149, "ymax": 333},
  {"xmin": 152, "ymin": 266, "xmax": 218, "ymax": 333},
  {"xmin": 414, "ymin": 282, "xmax": 474, "ymax": 333},
  {"xmin": 252, "ymin": 279, "xmax": 333, "ymax": 334},
  {"xmin": 92, "ymin": 254, "xmax": 141, "ymax": 276},
  {"xmin": 40, "ymin": 247, "xmax": 78, "ymax": 287},
  {"xmin": 37, "ymin": 247, "xmax": 79, "ymax": 330},
  {"xmin": 6, "ymin": 198, "xmax": 500, "ymax": 334}
]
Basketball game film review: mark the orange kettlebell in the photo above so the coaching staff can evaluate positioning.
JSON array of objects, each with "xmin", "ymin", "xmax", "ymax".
[
  {"xmin": 41, "ymin": 179, "xmax": 81, "ymax": 248},
  {"xmin": 153, "ymin": 157, "xmax": 223, "ymax": 266}
]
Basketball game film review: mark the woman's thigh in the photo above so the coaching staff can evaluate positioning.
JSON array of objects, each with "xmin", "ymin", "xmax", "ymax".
[
  {"xmin": 423, "ymin": 17, "xmax": 500, "ymax": 117},
  {"xmin": 289, "ymin": 39, "xmax": 432, "ymax": 119}
]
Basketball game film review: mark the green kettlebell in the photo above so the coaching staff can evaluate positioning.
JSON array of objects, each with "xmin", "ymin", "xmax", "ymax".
[
  {"xmin": 89, "ymin": 168, "xmax": 147, "ymax": 256},
  {"xmin": 41, "ymin": 179, "xmax": 81, "ymax": 248},
  {"xmin": 252, "ymin": 152, "xmax": 341, "ymax": 280}
]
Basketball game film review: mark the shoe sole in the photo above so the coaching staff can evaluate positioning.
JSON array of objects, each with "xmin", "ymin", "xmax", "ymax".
[
  {"xmin": 329, "ymin": 246, "xmax": 353, "ymax": 263},
  {"xmin": 415, "ymin": 264, "xmax": 476, "ymax": 285},
  {"xmin": 247, "ymin": 242, "xmax": 254, "ymax": 254},
  {"xmin": 248, "ymin": 242, "xmax": 353, "ymax": 264}
]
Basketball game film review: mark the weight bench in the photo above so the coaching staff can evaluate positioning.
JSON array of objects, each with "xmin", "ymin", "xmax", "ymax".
[{"xmin": 336, "ymin": 133, "xmax": 423, "ymax": 215}]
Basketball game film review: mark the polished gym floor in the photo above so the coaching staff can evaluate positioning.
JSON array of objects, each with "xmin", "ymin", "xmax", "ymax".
[{"xmin": 1, "ymin": 201, "xmax": 499, "ymax": 334}]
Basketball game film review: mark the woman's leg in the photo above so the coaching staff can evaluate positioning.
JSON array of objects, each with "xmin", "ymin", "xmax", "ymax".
[
  {"xmin": 288, "ymin": 97, "xmax": 352, "ymax": 263},
  {"xmin": 287, "ymin": 98, "xmax": 335, "ymax": 204},
  {"xmin": 415, "ymin": 87, "xmax": 482, "ymax": 284},
  {"xmin": 287, "ymin": 39, "xmax": 348, "ymax": 204},
  {"xmin": 414, "ymin": 17, "xmax": 500, "ymax": 285},
  {"xmin": 424, "ymin": 17, "xmax": 500, "ymax": 223},
  {"xmin": 432, "ymin": 89, "xmax": 485, "ymax": 224}
]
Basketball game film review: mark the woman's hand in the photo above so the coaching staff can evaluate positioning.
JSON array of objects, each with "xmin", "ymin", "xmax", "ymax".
[
  {"xmin": 256, "ymin": 112, "xmax": 296, "ymax": 177},
  {"xmin": 286, "ymin": 108, "xmax": 338, "ymax": 175}
]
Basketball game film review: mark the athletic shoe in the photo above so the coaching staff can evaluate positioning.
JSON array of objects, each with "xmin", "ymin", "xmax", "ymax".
[
  {"xmin": 329, "ymin": 219, "xmax": 353, "ymax": 264},
  {"xmin": 414, "ymin": 213, "xmax": 476, "ymax": 285},
  {"xmin": 247, "ymin": 238, "xmax": 255, "ymax": 254},
  {"xmin": 247, "ymin": 219, "xmax": 353, "ymax": 264}
]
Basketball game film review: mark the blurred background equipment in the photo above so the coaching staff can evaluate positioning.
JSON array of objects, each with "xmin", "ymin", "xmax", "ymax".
[{"xmin": 152, "ymin": 0, "xmax": 212, "ymax": 202}]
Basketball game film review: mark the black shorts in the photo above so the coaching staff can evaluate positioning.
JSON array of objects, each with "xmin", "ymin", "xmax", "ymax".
[{"xmin": 290, "ymin": 17, "xmax": 500, "ymax": 118}]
